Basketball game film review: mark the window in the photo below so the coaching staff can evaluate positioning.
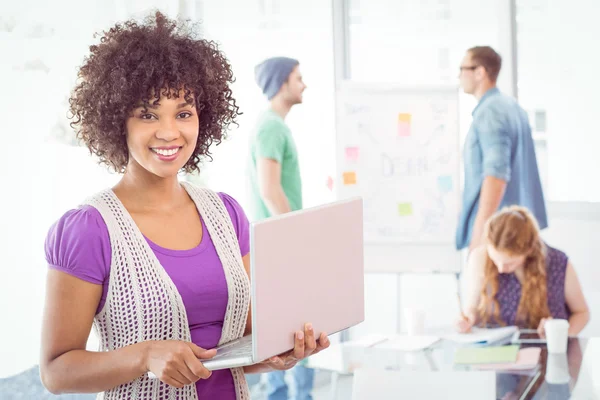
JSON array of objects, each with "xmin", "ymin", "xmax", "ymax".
[{"xmin": 516, "ymin": 0, "xmax": 600, "ymax": 202}]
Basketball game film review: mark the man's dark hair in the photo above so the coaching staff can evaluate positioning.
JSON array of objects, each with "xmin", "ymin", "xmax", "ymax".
[{"xmin": 468, "ymin": 46, "xmax": 502, "ymax": 83}]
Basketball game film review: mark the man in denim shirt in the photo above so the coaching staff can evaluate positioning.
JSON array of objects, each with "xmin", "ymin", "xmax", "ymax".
[{"xmin": 456, "ymin": 46, "xmax": 547, "ymax": 252}]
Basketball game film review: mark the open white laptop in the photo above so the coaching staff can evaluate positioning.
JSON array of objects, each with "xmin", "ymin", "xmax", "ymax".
[{"xmin": 198, "ymin": 197, "xmax": 365, "ymax": 371}]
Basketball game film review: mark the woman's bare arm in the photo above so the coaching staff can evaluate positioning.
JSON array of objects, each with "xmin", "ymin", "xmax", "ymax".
[
  {"xmin": 564, "ymin": 262, "xmax": 590, "ymax": 336},
  {"xmin": 40, "ymin": 270, "xmax": 151, "ymax": 394}
]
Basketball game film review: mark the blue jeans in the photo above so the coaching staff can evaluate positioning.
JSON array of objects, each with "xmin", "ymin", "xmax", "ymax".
[{"xmin": 266, "ymin": 365, "xmax": 315, "ymax": 400}]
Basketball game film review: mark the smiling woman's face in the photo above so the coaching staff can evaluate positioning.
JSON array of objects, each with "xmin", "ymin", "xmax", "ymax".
[{"xmin": 125, "ymin": 91, "xmax": 199, "ymax": 178}]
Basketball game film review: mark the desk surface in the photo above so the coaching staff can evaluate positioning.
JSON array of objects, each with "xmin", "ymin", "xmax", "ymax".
[
  {"xmin": 309, "ymin": 337, "xmax": 596, "ymax": 399},
  {"xmin": 431, "ymin": 337, "xmax": 590, "ymax": 400}
]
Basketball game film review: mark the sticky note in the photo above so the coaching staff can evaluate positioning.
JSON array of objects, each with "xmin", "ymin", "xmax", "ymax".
[
  {"xmin": 398, "ymin": 113, "xmax": 411, "ymax": 123},
  {"xmin": 345, "ymin": 147, "xmax": 359, "ymax": 162},
  {"xmin": 438, "ymin": 175, "xmax": 453, "ymax": 193},
  {"xmin": 398, "ymin": 113, "xmax": 411, "ymax": 137},
  {"xmin": 326, "ymin": 176, "xmax": 334, "ymax": 191},
  {"xmin": 398, "ymin": 203, "xmax": 413, "ymax": 216},
  {"xmin": 343, "ymin": 172, "xmax": 357, "ymax": 185}
]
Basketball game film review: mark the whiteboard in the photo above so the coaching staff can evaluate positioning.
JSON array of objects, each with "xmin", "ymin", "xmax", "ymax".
[{"xmin": 335, "ymin": 83, "xmax": 462, "ymax": 273}]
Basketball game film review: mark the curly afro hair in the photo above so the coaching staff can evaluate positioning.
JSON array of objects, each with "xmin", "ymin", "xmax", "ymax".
[{"xmin": 69, "ymin": 11, "xmax": 240, "ymax": 173}]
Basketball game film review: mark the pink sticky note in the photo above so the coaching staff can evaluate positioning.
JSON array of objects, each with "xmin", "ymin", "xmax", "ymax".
[
  {"xmin": 398, "ymin": 122, "xmax": 411, "ymax": 137},
  {"xmin": 345, "ymin": 147, "xmax": 359, "ymax": 162}
]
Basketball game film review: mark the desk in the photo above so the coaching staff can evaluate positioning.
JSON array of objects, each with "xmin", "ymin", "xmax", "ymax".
[
  {"xmin": 309, "ymin": 337, "xmax": 595, "ymax": 399},
  {"xmin": 431, "ymin": 338, "xmax": 589, "ymax": 399}
]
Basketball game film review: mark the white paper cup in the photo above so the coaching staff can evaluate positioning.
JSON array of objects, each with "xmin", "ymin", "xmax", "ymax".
[
  {"xmin": 404, "ymin": 307, "xmax": 425, "ymax": 336},
  {"xmin": 545, "ymin": 319, "xmax": 570, "ymax": 354},
  {"xmin": 545, "ymin": 353, "xmax": 570, "ymax": 384}
]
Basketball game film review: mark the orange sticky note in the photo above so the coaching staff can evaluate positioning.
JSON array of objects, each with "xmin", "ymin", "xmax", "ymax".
[{"xmin": 343, "ymin": 172, "xmax": 357, "ymax": 185}]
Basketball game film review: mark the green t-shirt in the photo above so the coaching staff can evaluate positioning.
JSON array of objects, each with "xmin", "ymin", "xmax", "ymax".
[{"xmin": 248, "ymin": 109, "xmax": 302, "ymax": 221}]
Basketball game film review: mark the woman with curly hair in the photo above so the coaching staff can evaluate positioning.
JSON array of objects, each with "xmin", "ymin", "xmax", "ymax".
[
  {"xmin": 39, "ymin": 12, "xmax": 329, "ymax": 400},
  {"xmin": 456, "ymin": 206, "xmax": 589, "ymax": 337}
]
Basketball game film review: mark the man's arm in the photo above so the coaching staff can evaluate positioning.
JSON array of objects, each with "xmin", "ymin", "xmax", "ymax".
[
  {"xmin": 257, "ymin": 158, "xmax": 291, "ymax": 216},
  {"xmin": 469, "ymin": 108, "xmax": 512, "ymax": 252},
  {"xmin": 469, "ymin": 176, "xmax": 506, "ymax": 251}
]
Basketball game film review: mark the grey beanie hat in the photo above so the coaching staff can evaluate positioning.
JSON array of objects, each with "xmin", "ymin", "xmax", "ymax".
[{"xmin": 254, "ymin": 57, "xmax": 299, "ymax": 100}]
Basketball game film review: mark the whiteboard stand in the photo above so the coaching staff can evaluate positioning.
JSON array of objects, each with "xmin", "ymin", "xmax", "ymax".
[{"xmin": 394, "ymin": 269, "xmax": 463, "ymax": 335}]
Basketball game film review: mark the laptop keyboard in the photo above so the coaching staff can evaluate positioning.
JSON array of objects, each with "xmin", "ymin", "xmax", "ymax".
[{"xmin": 212, "ymin": 335, "xmax": 253, "ymax": 360}]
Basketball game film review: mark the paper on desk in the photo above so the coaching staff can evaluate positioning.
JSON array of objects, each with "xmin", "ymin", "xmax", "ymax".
[
  {"xmin": 352, "ymin": 368, "xmax": 496, "ymax": 400},
  {"xmin": 444, "ymin": 326, "xmax": 518, "ymax": 344},
  {"xmin": 374, "ymin": 335, "xmax": 440, "ymax": 352}
]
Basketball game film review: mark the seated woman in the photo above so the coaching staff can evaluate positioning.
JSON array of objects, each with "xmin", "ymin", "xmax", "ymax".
[{"xmin": 457, "ymin": 206, "xmax": 589, "ymax": 336}]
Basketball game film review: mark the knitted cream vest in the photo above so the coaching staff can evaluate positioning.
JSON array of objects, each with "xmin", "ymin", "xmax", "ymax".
[{"xmin": 86, "ymin": 182, "xmax": 250, "ymax": 400}]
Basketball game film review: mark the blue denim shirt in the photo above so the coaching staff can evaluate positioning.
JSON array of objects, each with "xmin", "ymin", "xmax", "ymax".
[{"xmin": 456, "ymin": 88, "xmax": 548, "ymax": 250}]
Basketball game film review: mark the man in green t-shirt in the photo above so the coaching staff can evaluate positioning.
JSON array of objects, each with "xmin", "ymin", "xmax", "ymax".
[
  {"xmin": 248, "ymin": 57, "xmax": 305, "ymax": 221},
  {"xmin": 247, "ymin": 57, "xmax": 314, "ymax": 400}
]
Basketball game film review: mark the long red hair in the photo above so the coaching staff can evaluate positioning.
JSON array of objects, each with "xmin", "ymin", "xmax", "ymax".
[{"xmin": 477, "ymin": 206, "xmax": 549, "ymax": 328}]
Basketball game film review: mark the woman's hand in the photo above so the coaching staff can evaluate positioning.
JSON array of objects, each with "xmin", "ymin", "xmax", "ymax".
[
  {"xmin": 144, "ymin": 341, "xmax": 216, "ymax": 388},
  {"xmin": 260, "ymin": 323, "xmax": 330, "ymax": 371},
  {"xmin": 456, "ymin": 314, "xmax": 475, "ymax": 333},
  {"xmin": 537, "ymin": 317, "xmax": 553, "ymax": 339}
]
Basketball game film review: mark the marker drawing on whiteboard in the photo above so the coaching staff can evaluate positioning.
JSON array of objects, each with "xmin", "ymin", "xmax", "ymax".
[
  {"xmin": 422, "ymin": 124, "xmax": 445, "ymax": 146},
  {"xmin": 344, "ymin": 103, "xmax": 369, "ymax": 115},
  {"xmin": 357, "ymin": 121, "xmax": 378, "ymax": 144}
]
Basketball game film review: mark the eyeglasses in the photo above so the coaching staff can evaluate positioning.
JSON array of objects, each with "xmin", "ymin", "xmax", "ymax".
[{"xmin": 459, "ymin": 65, "xmax": 479, "ymax": 72}]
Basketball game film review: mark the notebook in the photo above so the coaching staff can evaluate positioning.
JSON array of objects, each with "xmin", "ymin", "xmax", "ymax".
[
  {"xmin": 445, "ymin": 326, "xmax": 518, "ymax": 345},
  {"xmin": 475, "ymin": 347, "xmax": 541, "ymax": 371},
  {"xmin": 454, "ymin": 345, "xmax": 520, "ymax": 365}
]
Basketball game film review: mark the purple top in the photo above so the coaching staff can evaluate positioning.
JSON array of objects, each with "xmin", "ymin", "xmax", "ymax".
[
  {"xmin": 45, "ymin": 192, "xmax": 250, "ymax": 399},
  {"xmin": 495, "ymin": 245, "xmax": 571, "ymax": 327}
]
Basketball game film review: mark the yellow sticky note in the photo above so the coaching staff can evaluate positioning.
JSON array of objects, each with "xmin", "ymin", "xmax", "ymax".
[
  {"xmin": 398, "ymin": 113, "xmax": 412, "ymax": 123},
  {"xmin": 343, "ymin": 172, "xmax": 357, "ymax": 185},
  {"xmin": 398, "ymin": 202, "xmax": 413, "ymax": 216}
]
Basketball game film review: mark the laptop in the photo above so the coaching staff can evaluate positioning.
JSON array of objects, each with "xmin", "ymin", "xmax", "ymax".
[{"xmin": 201, "ymin": 197, "xmax": 365, "ymax": 371}]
